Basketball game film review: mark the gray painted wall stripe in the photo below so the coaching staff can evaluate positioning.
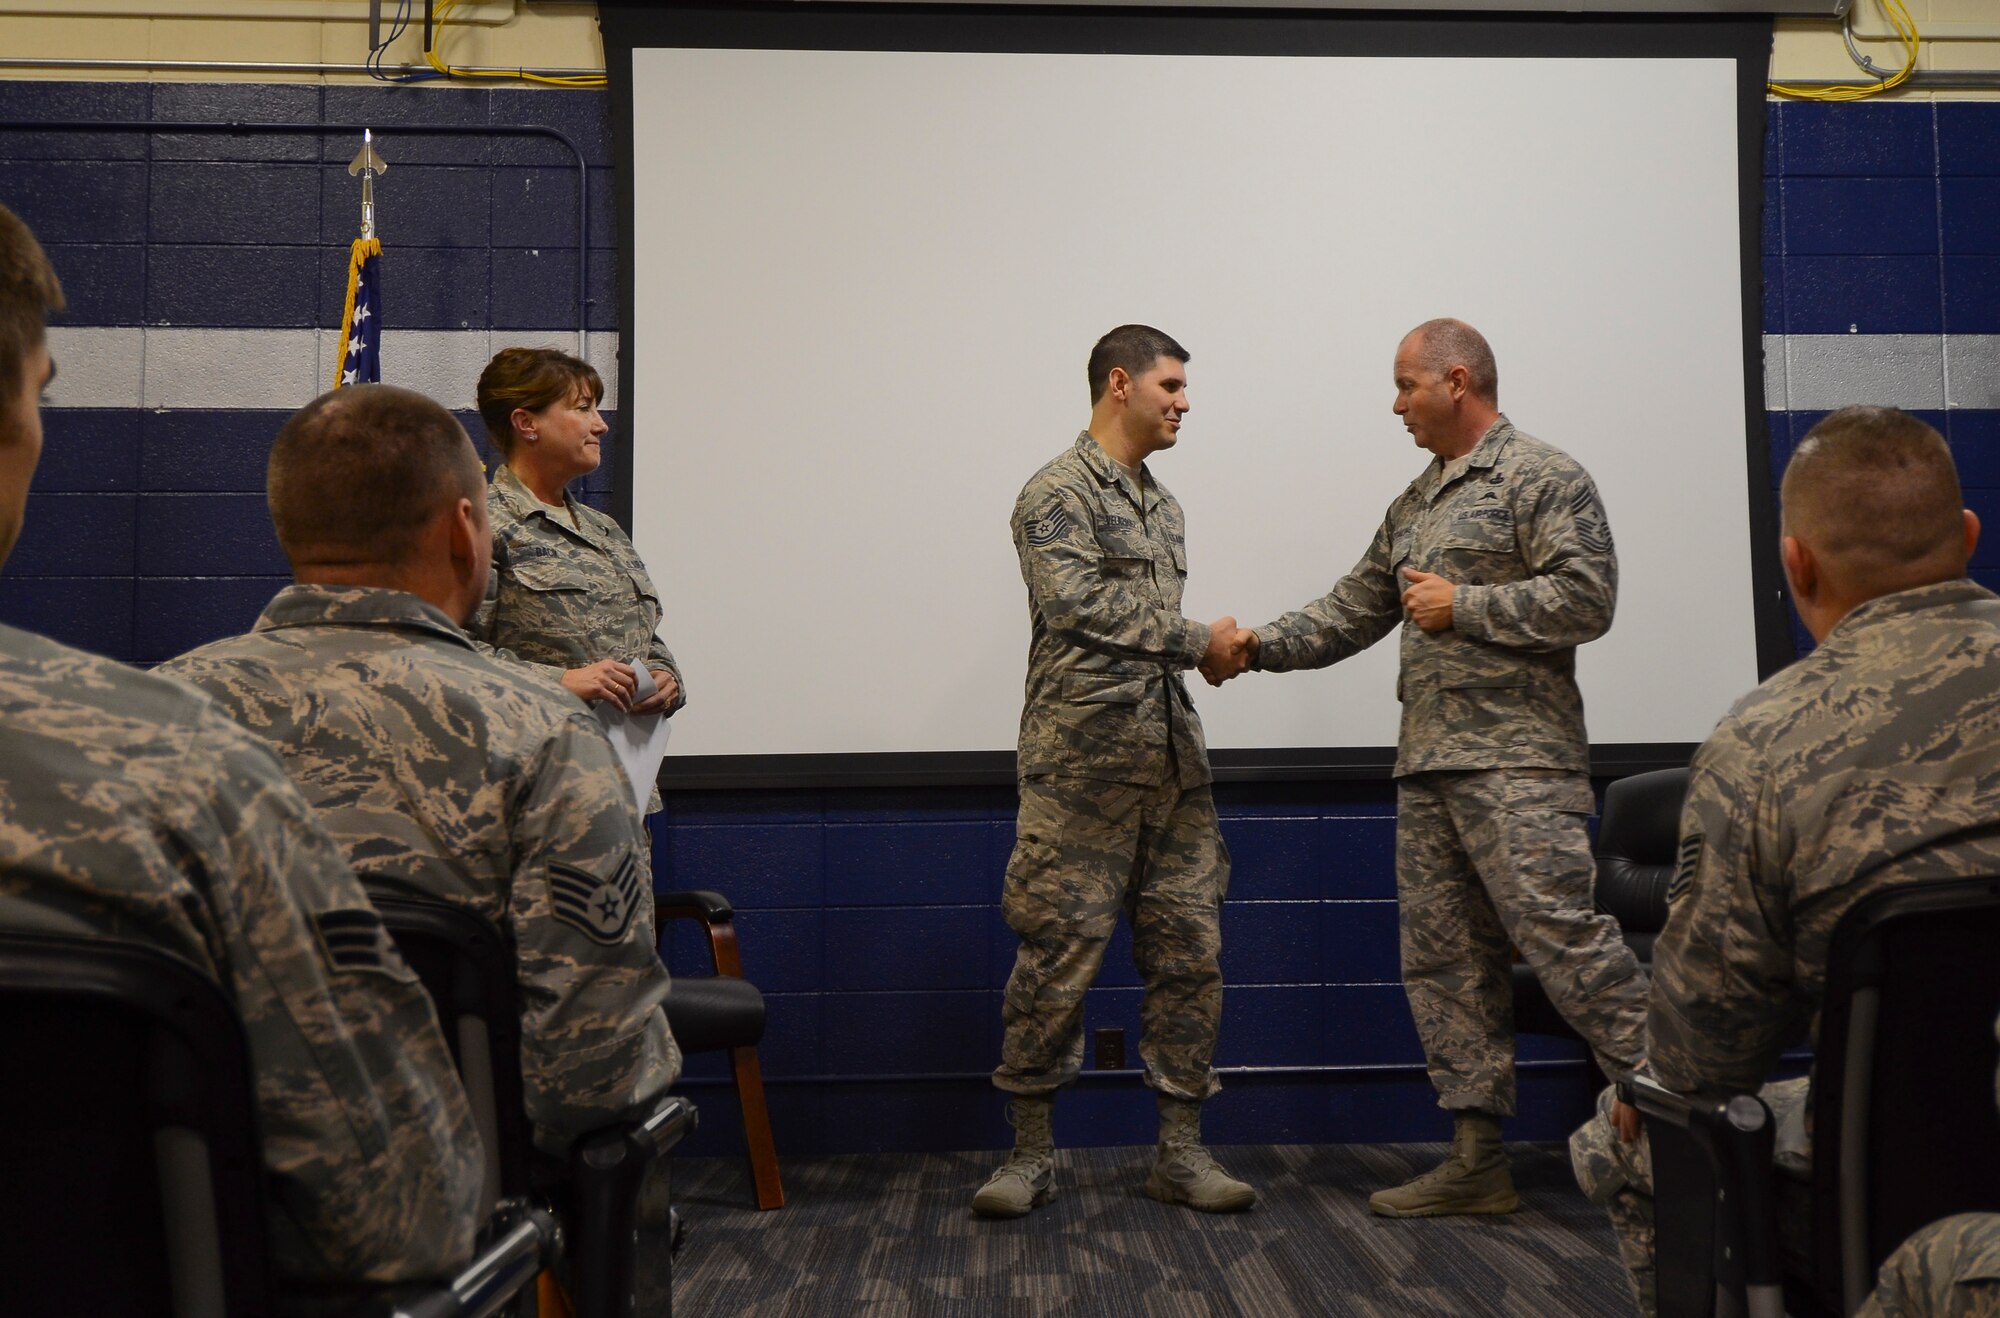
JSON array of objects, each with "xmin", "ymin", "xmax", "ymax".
[
  {"xmin": 43, "ymin": 327, "xmax": 622, "ymax": 412},
  {"xmin": 38, "ymin": 327, "xmax": 1990, "ymax": 418}
]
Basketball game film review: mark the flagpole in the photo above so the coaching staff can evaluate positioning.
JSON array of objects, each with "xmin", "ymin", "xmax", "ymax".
[
  {"xmin": 351, "ymin": 128, "xmax": 385, "ymax": 242},
  {"xmin": 336, "ymin": 131, "xmax": 388, "ymax": 390}
]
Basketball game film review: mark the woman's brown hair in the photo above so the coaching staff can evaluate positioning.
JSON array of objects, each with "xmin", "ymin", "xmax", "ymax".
[{"xmin": 475, "ymin": 346, "xmax": 606, "ymax": 458}]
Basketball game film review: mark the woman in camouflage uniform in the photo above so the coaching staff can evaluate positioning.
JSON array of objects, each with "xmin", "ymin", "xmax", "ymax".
[{"xmin": 471, "ymin": 348, "xmax": 686, "ymax": 811}]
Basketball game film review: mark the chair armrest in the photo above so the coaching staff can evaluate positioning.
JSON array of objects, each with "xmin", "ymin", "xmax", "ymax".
[
  {"xmin": 629, "ymin": 1093, "xmax": 699, "ymax": 1161},
  {"xmin": 565, "ymin": 1097, "xmax": 700, "ymax": 1318},
  {"xmin": 656, "ymin": 890, "xmax": 734, "ymax": 924},
  {"xmin": 370, "ymin": 1204, "xmax": 557, "ymax": 1318},
  {"xmin": 655, "ymin": 891, "xmax": 749, "ymax": 977},
  {"xmin": 1621, "ymin": 1076, "xmax": 1786, "ymax": 1318}
]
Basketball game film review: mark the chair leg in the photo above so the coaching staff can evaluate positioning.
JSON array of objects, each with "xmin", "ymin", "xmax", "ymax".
[{"xmin": 730, "ymin": 1044, "xmax": 785, "ymax": 1210}]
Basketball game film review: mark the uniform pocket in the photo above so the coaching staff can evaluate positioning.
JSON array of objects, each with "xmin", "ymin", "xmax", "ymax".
[
  {"xmin": 1441, "ymin": 673, "xmax": 1530, "ymax": 691},
  {"xmin": 1062, "ymin": 672, "xmax": 1146, "ymax": 704},
  {"xmin": 1436, "ymin": 513, "xmax": 1522, "ymax": 585},
  {"xmin": 1502, "ymin": 770, "xmax": 1596, "ymax": 816},
  {"xmin": 511, "ymin": 552, "xmax": 590, "ymax": 595},
  {"xmin": 1098, "ymin": 555, "xmax": 1147, "ymax": 581}
]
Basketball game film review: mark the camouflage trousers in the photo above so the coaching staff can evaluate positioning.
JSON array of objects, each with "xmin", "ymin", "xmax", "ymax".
[
  {"xmin": 1570, "ymin": 1078, "xmax": 1811, "ymax": 1317},
  {"xmin": 993, "ymin": 775, "xmax": 1229, "ymax": 1103},
  {"xmin": 1858, "ymin": 1213, "xmax": 2000, "ymax": 1318},
  {"xmin": 1396, "ymin": 769, "xmax": 1648, "ymax": 1116}
]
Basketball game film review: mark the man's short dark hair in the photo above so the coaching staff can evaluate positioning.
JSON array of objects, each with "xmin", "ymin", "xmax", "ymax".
[
  {"xmin": 268, "ymin": 384, "xmax": 485, "ymax": 569},
  {"xmin": 1088, "ymin": 325, "xmax": 1189, "ymax": 404},
  {"xmin": 1406, "ymin": 318, "xmax": 1498, "ymax": 404},
  {"xmin": 0, "ymin": 204, "xmax": 64, "ymax": 412},
  {"xmin": 1782, "ymin": 405, "xmax": 1966, "ymax": 598}
]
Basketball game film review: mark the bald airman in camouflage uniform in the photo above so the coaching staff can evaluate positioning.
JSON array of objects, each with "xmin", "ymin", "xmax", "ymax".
[
  {"xmin": 1857, "ymin": 1014, "xmax": 2000, "ymax": 1318},
  {"xmin": 1571, "ymin": 406, "xmax": 2000, "ymax": 1316},
  {"xmin": 0, "ymin": 203, "xmax": 483, "ymax": 1287},
  {"xmin": 162, "ymin": 583, "xmax": 681, "ymax": 1157},
  {"xmin": 1239, "ymin": 320, "xmax": 1646, "ymax": 1217},
  {"xmin": 976, "ymin": 325, "xmax": 1256, "ymax": 1220}
]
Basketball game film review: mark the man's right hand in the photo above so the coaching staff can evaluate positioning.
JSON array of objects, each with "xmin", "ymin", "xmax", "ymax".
[
  {"xmin": 563, "ymin": 659, "xmax": 639, "ymax": 711},
  {"xmin": 1199, "ymin": 618, "xmax": 1257, "ymax": 686}
]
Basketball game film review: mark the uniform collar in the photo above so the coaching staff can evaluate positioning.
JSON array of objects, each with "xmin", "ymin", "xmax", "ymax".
[
  {"xmin": 494, "ymin": 463, "xmax": 614, "ymax": 547},
  {"xmin": 1823, "ymin": 578, "xmax": 2000, "ymax": 645},
  {"xmin": 1074, "ymin": 431, "xmax": 1157, "ymax": 512},
  {"xmin": 253, "ymin": 583, "xmax": 477, "ymax": 651},
  {"xmin": 1418, "ymin": 414, "xmax": 1516, "ymax": 501},
  {"xmin": 494, "ymin": 463, "xmax": 578, "ymax": 522}
]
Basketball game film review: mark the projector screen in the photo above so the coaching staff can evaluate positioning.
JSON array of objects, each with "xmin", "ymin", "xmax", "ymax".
[{"xmin": 605, "ymin": 9, "xmax": 1780, "ymax": 784}]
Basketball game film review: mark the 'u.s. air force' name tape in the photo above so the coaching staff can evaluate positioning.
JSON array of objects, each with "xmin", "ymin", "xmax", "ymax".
[{"xmin": 550, "ymin": 851, "xmax": 645, "ymax": 945}]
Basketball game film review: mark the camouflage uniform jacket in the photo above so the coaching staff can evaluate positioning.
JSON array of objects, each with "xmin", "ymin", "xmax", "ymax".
[
  {"xmin": 1650, "ymin": 579, "xmax": 2000, "ymax": 1094},
  {"xmin": 471, "ymin": 464, "xmax": 686, "ymax": 709},
  {"xmin": 0, "ymin": 622, "xmax": 483, "ymax": 1283},
  {"xmin": 1252, "ymin": 416, "xmax": 1617, "ymax": 776},
  {"xmin": 1013, "ymin": 432, "xmax": 1213, "ymax": 788},
  {"xmin": 161, "ymin": 585, "xmax": 680, "ymax": 1153}
]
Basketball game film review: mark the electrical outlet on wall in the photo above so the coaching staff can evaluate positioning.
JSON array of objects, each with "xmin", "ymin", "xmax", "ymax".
[{"xmin": 1093, "ymin": 1028, "xmax": 1126, "ymax": 1071}]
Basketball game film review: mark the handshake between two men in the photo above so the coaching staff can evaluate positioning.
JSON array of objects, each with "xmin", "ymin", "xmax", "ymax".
[{"xmin": 1197, "ymin": 567, "xmax": 1458, "ymax": 688}]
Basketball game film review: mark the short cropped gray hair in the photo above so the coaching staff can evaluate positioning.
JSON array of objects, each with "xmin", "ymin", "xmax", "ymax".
[{"xmin": 1405, "ymin": 318, "xmax": 1498, "ymax": 403}]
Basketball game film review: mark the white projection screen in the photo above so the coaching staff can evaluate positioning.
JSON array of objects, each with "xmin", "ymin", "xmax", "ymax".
[{"xmin": 607, "ymin": 10, "xmax": 1782, "ymax": 783}]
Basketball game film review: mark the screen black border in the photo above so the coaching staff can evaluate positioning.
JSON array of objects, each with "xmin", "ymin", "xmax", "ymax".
[{"xmin": 599, "ymin": 3, "xmax": 1780, "ymax": 789}]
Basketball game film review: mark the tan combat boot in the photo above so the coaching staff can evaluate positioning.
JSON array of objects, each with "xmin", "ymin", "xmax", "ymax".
[
  {"xmin": 1146, "ymin": 1097, "xmax": 1257, "ymax": 1212},
  {"xmin": 972, "ymin": 1095, "xmax": 1056, "ymax": 1218},
  {"xmin": 1368, "ymin": 1110, "xmax": 1520, "ymax": 1218}
]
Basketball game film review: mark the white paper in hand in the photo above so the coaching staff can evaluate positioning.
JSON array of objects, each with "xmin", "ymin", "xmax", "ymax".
[{"xmin": 595, "ymin": 658, "xmax": 673, "ymax": 814}]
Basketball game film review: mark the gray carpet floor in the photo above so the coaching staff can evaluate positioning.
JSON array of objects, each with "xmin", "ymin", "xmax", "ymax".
[{"xmin": 662, "ymin": 1142, "xmax": 1638, "ymax": 1317}]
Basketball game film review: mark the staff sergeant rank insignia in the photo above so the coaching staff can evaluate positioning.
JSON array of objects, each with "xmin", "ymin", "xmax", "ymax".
[
  {"xmin": 551, "ymin": 851, "xmax": 646, "ymax": 944},
  {"xmin": 1024, "ymin": 503, "xmax": 1071, "ymax": 547}
]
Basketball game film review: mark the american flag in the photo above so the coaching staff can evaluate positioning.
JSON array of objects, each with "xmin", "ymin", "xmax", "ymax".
[{"xmin": 335, "ymin": 236, "xmax": 381, "ymax": 389}]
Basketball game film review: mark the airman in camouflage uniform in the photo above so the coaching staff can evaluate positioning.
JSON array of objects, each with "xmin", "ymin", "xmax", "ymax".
[
  {"xmin": 976, "ymin": 326, "xmax": 1256, "ymax": 1220},
  {"xmin": 1240, "ymin": 320, "xmax": 1645, "ymax": 1217},
  {"xmin": 0, "ymin": 205, "xmax": 483, "ymax": 1286},
  {"xmin": 1861, "ymin": 1210, "xmax": 2000, "ymax": 1318},
  {"xmin": 163, "ymin": 383, "xmax": 676, "ymax": 1153},
  {"xmin": 1570, "ymin": 406, "xmax": 2000, "ymax": 1316},
  {"xmin": 1858, "ymin": 1015, "xmax": 2000, "ymax": 1318},
  {"xmin": 470, "ymin": 349, "xmax": 685, "ymax": 815},
  {"xmin": 162, "ymin": 582, "xmax": 681, "ymax": 1157}
]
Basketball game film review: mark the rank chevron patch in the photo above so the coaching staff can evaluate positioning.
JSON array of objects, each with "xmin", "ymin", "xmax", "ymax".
[{"xmin": 550, "ymin": 851, "xmax": 646, "ymax": 945}]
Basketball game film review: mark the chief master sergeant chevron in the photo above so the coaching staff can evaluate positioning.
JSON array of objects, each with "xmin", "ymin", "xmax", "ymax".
[
  {"xmin": 973, "ymin": 325, "xmax": 1257, "ymax": 1220},
  {"xmin": 1216, "ymin": 318, "xmax": 1649, "ymax": 1218}
]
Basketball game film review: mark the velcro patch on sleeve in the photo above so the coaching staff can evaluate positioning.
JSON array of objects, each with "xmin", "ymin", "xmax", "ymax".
[
  {"xmin": 1023, "ymin": 503, "xmax": 1071, "ymax": 547},
  {"xmin": 549, "ymin": 851, "xmax": 645, "ymax": 946},
  {"xmin": 313, "ymin": 908, "xmax": 400, "ymax": 977}
]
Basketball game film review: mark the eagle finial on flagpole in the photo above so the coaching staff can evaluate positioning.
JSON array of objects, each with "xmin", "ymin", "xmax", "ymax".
[{"xmin": 348, "ymin": 129, "xmax": 389, "ymax": 241}]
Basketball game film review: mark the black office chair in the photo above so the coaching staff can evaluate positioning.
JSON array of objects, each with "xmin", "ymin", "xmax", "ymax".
[
  {"xmin": 1628, "ymin": 875, "xmax": 2000, "ymax": 1318},
  {"xmin": 656, "ymin": 889, "xmax": 783, "ymax": 1211},
  {"xmin": 374, "ymin": 897, "xmax": 697, "ymax": 1318},
  {"xmin": 0, "ymin": 929, "xmax": 551, "ymax": 1318},
  {"xmin": 1512, "ymin": 766, "xmax": 1688, "ymax": 1040}
]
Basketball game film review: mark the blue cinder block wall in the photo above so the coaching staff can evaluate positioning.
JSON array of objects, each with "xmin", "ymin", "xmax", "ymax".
[{"xmin": 4, "ymin": 84, "xmax": 1998, "ymax": 1158}]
